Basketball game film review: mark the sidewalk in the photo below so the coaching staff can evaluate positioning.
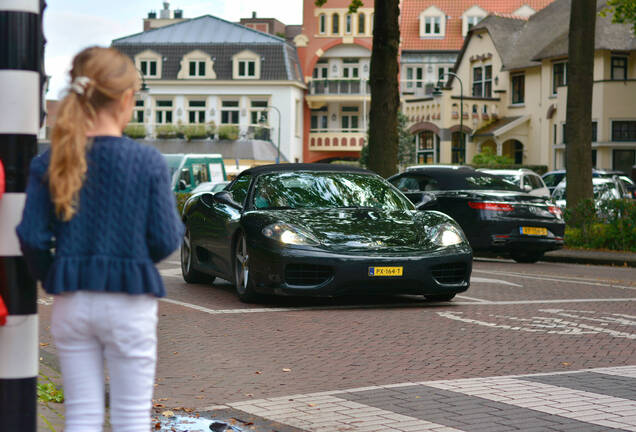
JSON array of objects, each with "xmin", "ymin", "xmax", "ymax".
[{"xmin": 543, "ymin": 247, "xmax": 636, "ymax": 267}]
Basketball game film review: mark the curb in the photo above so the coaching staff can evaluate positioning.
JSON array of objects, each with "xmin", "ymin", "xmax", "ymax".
[{"xmin": 542, "ymin": 250, "xmax": 636, "ymax": 267}]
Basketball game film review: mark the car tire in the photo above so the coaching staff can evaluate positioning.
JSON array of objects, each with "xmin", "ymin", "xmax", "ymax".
[
  {"xmin": 233, "ymin": 231, "xmax": 259, "ymax": 303},
  {"xmin": 181, "ymin": 228, "xmax": 215, "ymax": 284},
  {"xmin": 511, "ymin": 251, "xmax": 543, "ymax": 264},
  {"xmin": 425, "ymin": 293, "xmax": 456, "ymax": 302}
]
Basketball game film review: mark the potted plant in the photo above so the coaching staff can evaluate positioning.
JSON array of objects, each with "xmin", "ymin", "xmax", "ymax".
[
  {"xmin": 155, "ymin": 124, "xmax": 177, "ymax": 139},
  {"xmin": 123, "ymin": 123, "xmax": 146, "ymax": 139},
  {"xmin": 217, "ymin": 125, "xmax": 239, "ymax": 141}
]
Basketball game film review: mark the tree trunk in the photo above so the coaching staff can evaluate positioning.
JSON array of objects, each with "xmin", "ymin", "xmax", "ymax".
[
  {"xmin": 565, "ymin": 0, "xmax": 596, "ymax": 221},
  {"xmin": 367, "ymin": 0, "xmax": 400, "ymax": 177}
]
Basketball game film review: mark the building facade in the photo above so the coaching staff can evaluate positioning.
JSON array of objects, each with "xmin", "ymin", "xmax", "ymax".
[
  {"xmin": 113, "ymin": 14, "xmax": 306, "ymax": 164},
  {"xmin": 296, "ymin": 0, "xmax": 553, "ymax": 163},
  {"xmin": 402, "ymin": 0, "xmax": 636, "ymax": 173}
]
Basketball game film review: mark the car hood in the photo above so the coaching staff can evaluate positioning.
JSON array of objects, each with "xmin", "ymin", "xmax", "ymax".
[{"xmin": 246, "ymin": 208, "xmax": 459, "ymax": 252}]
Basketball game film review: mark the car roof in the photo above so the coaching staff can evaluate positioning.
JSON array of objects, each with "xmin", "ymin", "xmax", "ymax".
[
  {"xmin": 240, "ymin": 163, "xmax": 374, "ymax": 177},
  {"xmin": 555, "ymin": 177, "xmax": 617, "ymax": 187},
  {"xmin": 478, "ymin": 169, "xmax": 533, "ymax": 175},
  {"xmin": 407, "ymin": 164, "xmax": 473, "ymax": 171}
]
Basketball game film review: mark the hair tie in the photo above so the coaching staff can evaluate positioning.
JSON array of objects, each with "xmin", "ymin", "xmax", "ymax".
[{"xmin": 70, "ymin": 76, "xmax": 91, "ymax": 95}]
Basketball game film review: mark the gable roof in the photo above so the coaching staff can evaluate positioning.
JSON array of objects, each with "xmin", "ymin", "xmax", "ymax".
[
  {"xmin": 113, "ymin": 15, "xmax": 285, "ymax": 45},
  {"xmin": 399, "ymin": 0, "xmax": 554, "ymax": 52}
]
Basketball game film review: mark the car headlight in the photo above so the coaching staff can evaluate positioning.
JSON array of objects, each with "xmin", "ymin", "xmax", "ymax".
[
  {"xmin": 262, "ymin": 223, "xmax": 319, "ymax": 245},
  {"xmin": 431, "ymin": 223, "xmax": 466, "ymax": 247}
]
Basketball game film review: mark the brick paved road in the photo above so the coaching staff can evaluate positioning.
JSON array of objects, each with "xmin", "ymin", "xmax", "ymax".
[{"xmin": 37, "ymin": 256, "xmax": 636, "ymax": 431}]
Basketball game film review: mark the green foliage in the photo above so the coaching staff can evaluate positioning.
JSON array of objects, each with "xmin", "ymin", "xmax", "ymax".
[
  {"xmin": 315, "ymin": 0, "xmax": 363, "ymax": 13},
  {"xmin": 564, "ymin": 198, "xmax": 636, "ymax": 251},
  {"xmin": 180, "ymin": 124, "xmax": 207, "ymax": 141},
  {"xmin": 217, "ymin": 125, "xmax": 239, "ymax": 141},
  {"xmin": 155, "ymin": 124, "xmax": 178, "ymax": 139},
  {"xmin": 600, "ymin": 0, "xmax": 636, "ymax": 33},
  {"xmin": 123, "ymin": 123, "xmax": 146, "ymax": 139},
  {"xmin": 253, "ymin": 126, "xmax": 270, "ymax": 140},
  {"xmin": 37, "ymin": 376, "xmax": 64, "ymax": 403},
  {"xmin": 471, "ymin": 147, "xmax": 514, "ymax": 165},
  {"xmin": 397, "ymin": 111, "xmax": 416, "ymax": 169},
  {"xmin": 358, "ymin": 143, "xmax": 369, "ymax": 168},
  {"xmin": 175, "ymin": 192, "xmax": 191, "ymax": 215},
  {"xmin": 207, "ymin": 121, "xmax": 217, "ymax": 138}
]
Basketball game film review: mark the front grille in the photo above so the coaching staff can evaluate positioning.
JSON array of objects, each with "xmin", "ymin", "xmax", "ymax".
[
  {"xmin": 285, "ymin": 264, "xmax": 333, "ymax": 286},
  {"xmin": 431, "ymin": 263, "xmax": 468, "ymax": 285}
]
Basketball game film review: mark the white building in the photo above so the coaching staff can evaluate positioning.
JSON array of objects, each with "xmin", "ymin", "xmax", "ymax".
[{"xmin": 112, "ymin": 14, "xmax": 306, "ymax": 164}]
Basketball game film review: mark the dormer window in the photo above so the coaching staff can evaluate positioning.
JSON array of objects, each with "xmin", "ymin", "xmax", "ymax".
[
  {"xmin": 462, "ymin": 6, "xmax": 487, "ymax": 37},
  {"xmin": 232, "ymin": 50, "xmax": 260, "ymax": 80},
  {"xmin": 177, "ymin": 50, "xmax": 216, "ymax": 80},
  {"xmin": 419, "ymin": 6, "xmax": 445, "ymax": 37},
  {"xmin": 135, "ymin": 50, "xmax": 162, "ymax": 79}
]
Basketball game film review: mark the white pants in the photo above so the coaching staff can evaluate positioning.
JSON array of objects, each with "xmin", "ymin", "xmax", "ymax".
[{"xmin": 51, "ymin": 291, "xmax": 158, "ymax": 432}]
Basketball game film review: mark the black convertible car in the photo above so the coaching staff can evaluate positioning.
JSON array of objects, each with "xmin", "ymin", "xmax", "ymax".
[
  {"xmin": 180, "ymin": 164, "xmax": 472, "ymax": 302},
  {"xmin": 389, "ymin": 167, "xmax": 565, "ymax": 263}
]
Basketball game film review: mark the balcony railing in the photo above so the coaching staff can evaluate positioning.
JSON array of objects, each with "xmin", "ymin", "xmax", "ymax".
[
  {"xmin": 309, "ymin": 130, "xmax": 366, "ymax": 152},
  {"xmin": 308, "ymin": 79, "xmax": 370, "ymax": 96}
]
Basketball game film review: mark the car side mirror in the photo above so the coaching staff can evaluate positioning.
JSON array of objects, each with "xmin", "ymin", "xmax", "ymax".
[
  {"xmin": 404, "ymin": 191, "xmax": 437, "ymax": 209},
  {"xmin": 523, "ymin": 184, "xmax": 532, "ymax": 192},
  {"xmin": 178, "ymin": 179, "xmax": 187, "ymax": 191},
  {"xmin": 213, "ymin": 191, "xmax": 242, "ymax": 210}
]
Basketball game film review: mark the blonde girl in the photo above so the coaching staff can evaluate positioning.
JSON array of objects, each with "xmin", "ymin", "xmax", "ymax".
[{"xmin": 17, "ymin": 46, "xmax": 184, "ymax": 432}]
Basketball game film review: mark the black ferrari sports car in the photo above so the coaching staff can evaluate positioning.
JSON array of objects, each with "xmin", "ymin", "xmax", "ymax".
[
  {"xmin": 388, "ymin": 167, "xmax": 565, "ymax": 263},
  {"xmin": 180, "ymin": 164, "xmax": 472, "ymax": 302}
]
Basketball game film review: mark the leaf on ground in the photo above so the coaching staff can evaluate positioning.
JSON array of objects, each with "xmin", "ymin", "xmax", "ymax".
[
  {"xmin": 282, "ymin": 368, "xmax": 291, "ymax": 372},
  {"xmin": 162, "ymin": 410, "xmax": 175, "ymax": 417}
]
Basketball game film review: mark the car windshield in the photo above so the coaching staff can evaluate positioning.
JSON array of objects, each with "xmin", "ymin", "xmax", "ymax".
[
  {"xmin": 252, "ymin": 172, "xmax": 414, "ymax": 211},
  {"xmin": 497, "ymin": 174, "xmax": 520, "ymax": 186}
]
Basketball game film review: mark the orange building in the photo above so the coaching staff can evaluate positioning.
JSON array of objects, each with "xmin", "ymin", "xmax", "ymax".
[{"xmin": 295, "ymin": 0, "xmax": 554, "ymax": 163}]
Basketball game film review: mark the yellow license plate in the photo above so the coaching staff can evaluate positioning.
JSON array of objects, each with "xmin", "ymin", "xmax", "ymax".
[
  {"xmin": 520, "ymin": 226, "xmax": 548, "ymax": 236},
  {"xmin": 368, "ymin": 266, "xmax": 403, "ymax": 277}
]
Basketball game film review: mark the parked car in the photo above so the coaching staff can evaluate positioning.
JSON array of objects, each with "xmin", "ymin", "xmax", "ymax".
[
  {"xmin": 388, "ymin": 167, "xmax": 565, "ymax": 263},
  {"xmin": 478, "ymin": 168, "xmax": 550, "ymax": 197},
  {"xmin": 190, "ymin": 181, "xmax": 230, "ymax": 195},
  {"xmin": 551, "ymin": 177, "xmax": 629, "ymax": 211},
  {"xmin": 180, "ymin": 164, "xmax": 473, "ymax": 302},
  {"xmin": 542, "ymin": 169, "xmax": 634, "ymax": 196},
  {"xmin": 164, "ymin": 153, "xmax": 227, "ymax": 193}
]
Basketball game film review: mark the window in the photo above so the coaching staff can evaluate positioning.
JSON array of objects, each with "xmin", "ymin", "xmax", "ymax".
[
  {"xmin": 313, "ymin": 60, "xmax": 328, "ymax": 79},
  {"xmin": 611, "ymin": 56, "xmax": 628, "ymax": 80},
  {"xmin": 341, "ymin": 106, "xmax": 359, "ymax": 132},
  {"xmin": 342, "ymin": 59, "xmax": 359, "ymax": 78},
  {"xmin": 188, "ymin": 100, "xmax": 206, "ymax": 124},
  {"xmin": 592, "ymin": 121, "xmax": 597, "ymax": 142},
  {"xmin": 332, "ymin": 13, "xmax": 339, "ymax": 34},
  {"xmin": 438, "ymin": 67, "xmax": 445, "ymax": 82},
  {"xmin": 472, "ymin": 67, "xmax": 482, "ymax": 97},
  {"xmin": 562, "ymin": 123, "xmax": 567, "ymax": 144},
  {"xmin": 612, "ymin": 120, "xmax": 636, "ymax": 141},
  {"xmin": 221, "ymin": 100, "xmax": 239, "ymax": 124},
  {"xmin": 553, "ymin": 124, "xmax": 557, "ymax": 145},
  {"xmin": 228, "ymin": 174, "xmax": 252, "ymax": 207},
  {"xmin": 511, "ymin": 74, "xmax": 525, "ymax": 104},
  {"xmin": 613, "ymin": 149, "xmax": 635, "ymax": 175},
  {"xmin": 134, "ymin": 100, "xmax": 144, "ymax": 123},
  {"xmin": 295, "ymin": 99, "xmax": 301, "ymax": 137},
  {"xmin": 140, "ymin": 60, "xmax": 158, "ymax": 78},
  {"xmin": 417, "ymin": 131, "xmax": 438, "ymax": 164},
  {"xmin": 425, "ymin": 16, "xmax": 441, "ymax": 35},
  {"xmin": 189, "ymin": 60, "xmax": 206, "ymax": 77},
  {"xmin": 310, "ymin": 108, "xmax": 328, "ymax": 131},
  {"xmin": 552, "ymin": 62, "xmax": 567, "ymax": 94},
  {"xmin": 465, "ymin": 16, "xmax": 481, "ymax": 33},
  {"xmin": 358, "ymin": 13, "xmax": 365, "ymax": 34},
  {"xmin": 155, "ymin": 99, "xmax": 172, "ymax": 124},
  {"xmin": 238, "ymin": 60, "xmax": 256, "ymax": 78},
  {"xmin": 250, "ymin": 100, "xmax": 268, "ymax": 125},
  {"xmin": 345, "ymin": 14, "xmax": 352, "ymax": 33},
  {"xmin": 472, "ymin": 65, "xmax": 492, "ymax": 98},
  {"xmin": 319, "ymin": 14, "xmax": 326, "ymax": 34}
]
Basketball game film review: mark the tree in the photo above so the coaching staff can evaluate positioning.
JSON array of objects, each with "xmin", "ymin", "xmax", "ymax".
[
  {"xmin": 315, "ymin": 0, "xmax": 400, "ymax": 177},
  {"xmin": 600, "ymin": 0, "xmax": 636, "ymax": 33},
  {"xmin": 565, "ymin": 0, "xmax": 596, "ymax": 223}
]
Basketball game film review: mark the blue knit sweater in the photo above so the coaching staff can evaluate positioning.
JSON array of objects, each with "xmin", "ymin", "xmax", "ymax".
[{"xmin": 16, "ymin": 136, "xmax": 184, "ymax": 297}]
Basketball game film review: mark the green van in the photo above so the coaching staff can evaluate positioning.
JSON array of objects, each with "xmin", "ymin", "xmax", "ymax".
[{"xmin": 164, "ymin": 153, "xmax": 227, "ymax": 193}]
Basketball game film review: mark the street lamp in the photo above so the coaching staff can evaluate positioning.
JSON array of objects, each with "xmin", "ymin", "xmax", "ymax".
[
  {"xmin": 435, "ymin": 71, "xmax": 464, "ymax": 164},
  {"xmin": 259, "ymin": 105, "xmax": 281, "ymax": 164}
]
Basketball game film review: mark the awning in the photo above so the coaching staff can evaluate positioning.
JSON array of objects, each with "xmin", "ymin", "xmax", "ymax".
[{"xmin": 472, "ymin": 115, "xmax": 529, "ymax": 138}]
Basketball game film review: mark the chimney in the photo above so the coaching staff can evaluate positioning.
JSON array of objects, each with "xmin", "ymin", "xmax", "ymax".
[
  {"xmin": 174, "ymin": 8, "xmax": 183, "ymax": 18},
  {"xmin": 160, "ymin": 2, "xmax": 171, "ymax": 19},
  {"xmin": 252, "ymin": 11, "xmax": 256, "ymax": 18},
  {"xmin": 147, "ymin": 10, "xmax": 156, "ymax": 18}
]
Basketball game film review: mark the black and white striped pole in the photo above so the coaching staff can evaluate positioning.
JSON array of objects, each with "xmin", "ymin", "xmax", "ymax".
[{"xmin": 0, "ymin": 0, "xmax": 46, "ymax": 430}]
